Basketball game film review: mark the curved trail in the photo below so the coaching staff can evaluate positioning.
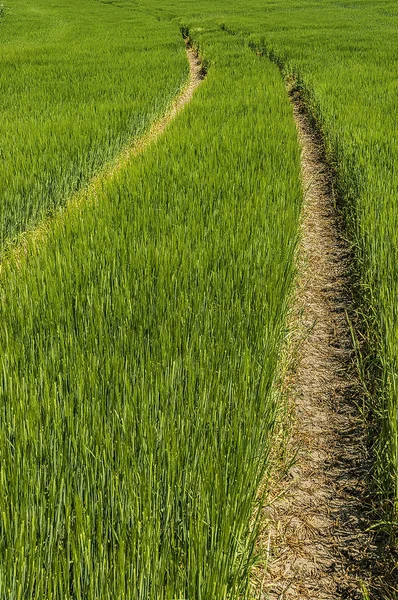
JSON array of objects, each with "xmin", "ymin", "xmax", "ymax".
[
  {"xmin": 4, "ymin": 43, "xmax": 204, "ymax": 269},
  {"xmin": 254, "ymin": 84, "xmax": 389, "ymax": 598}
]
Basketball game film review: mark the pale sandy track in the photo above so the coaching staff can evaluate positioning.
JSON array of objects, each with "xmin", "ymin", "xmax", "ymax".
[
  {"xmin": 253, "ymin": 82, "xmax": 392, "ymax": 599},
  {"xmin": 103, "ymin": 42, "xmax": 204, "ymax": 181},
  {"xmin": 3, "ymin": 42, "xmax": 204, "ymax": 268}
]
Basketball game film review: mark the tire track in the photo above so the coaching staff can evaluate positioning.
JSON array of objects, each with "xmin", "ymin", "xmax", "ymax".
[
  {"xmin": 3, "ymin": 41, "xmax": 204, "ymax": 270},
  {"xmin": 254, "ymin": 79, "xmax": 393, "ymax": 599}
]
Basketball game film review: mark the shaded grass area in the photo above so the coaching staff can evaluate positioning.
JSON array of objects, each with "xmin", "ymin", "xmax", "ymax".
[
  {"xmin": 0, "ymin": 0, "xmax": 187, "ymax": 247},
  {"xmin": 0, "ymin": 27, "xmax": 301, "ymax": 598}
]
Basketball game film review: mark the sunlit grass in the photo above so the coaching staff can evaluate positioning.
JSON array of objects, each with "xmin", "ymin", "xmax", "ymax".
[
  {"xmin": 151, "ymin": 0, "xmax": 398, "ymax": 535},
  {"xmin": 0, "ymin": 0, "xmax": 187, "ymax": 247},
  {"xmin": 0, "ymin": 21, "xmax": 301, "ymax": 597}
]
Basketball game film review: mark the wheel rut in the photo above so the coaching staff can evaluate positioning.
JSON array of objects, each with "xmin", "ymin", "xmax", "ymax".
[
  {"xmin": 3, "ymin": 41, "xmax": 204, "ymax": 269},
  {"xmin": 254, "ymin": 80, "xmax": 392, "ymax": 599}
]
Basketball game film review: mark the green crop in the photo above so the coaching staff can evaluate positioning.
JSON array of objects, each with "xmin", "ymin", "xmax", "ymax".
[
  {"xmin": 0, "ymin": 0, "xmax": 187, "ymax": 247},
  {"xmin": 3, "ymin": 0, "xmax": 398, "ymax": 595},
  {"xmin": 148, "ymin": 0, "xmax": 398, "ymax": 535},
  {"xmin": 0, "ymin": 16, "xmax": 302, "ymax": 598}
]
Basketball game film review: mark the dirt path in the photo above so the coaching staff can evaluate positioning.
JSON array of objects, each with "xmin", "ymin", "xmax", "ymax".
[
  {"xmin": 253, "ymin": 83, "xmax": 390, "ymax": 599},
  {"xmin": 101, "ymin": 42, "xmax": 204, "ymax": 181},
  {"xmin": 4, "ymin": 42, "xmax": 204, "ymax": 268}
]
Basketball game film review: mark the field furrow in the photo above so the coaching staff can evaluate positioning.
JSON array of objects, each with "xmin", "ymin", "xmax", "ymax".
[{"xmin": 255, "ymin": 74, "xmax": 393, "ymax": 600}]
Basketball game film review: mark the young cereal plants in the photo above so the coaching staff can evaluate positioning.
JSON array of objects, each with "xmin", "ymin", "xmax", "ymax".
[
  {"xmin": 152, "ymin": 0, "xmax": 398, "ymax": 537},
  {"xmin": 0, "ymin": 27, "xmax": 301, "ymax": 598},
  {"xmin": 0, "ymin": 0, "xmax": 188, "ymax": 248}
]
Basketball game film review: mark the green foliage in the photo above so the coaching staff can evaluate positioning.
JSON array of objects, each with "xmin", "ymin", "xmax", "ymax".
[
  {"xmin": 149, "ymin": 0, "xmax": 398, "ymax": 534},
  {"xmin": 0, "ymin": 0, "xmax": 187, "ymax": 247},
  {"xmin": 6, "ymin": 0, "xmax": 398, "ymax": 594},
  {"xmin": 0, "ymin": 17, "xmax": 301, "ymax": 597}
]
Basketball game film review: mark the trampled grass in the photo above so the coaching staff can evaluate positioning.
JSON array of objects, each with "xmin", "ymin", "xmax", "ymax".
[
  {"xmin": 0, "ymin": 0, "xmax": 187, "ymax": 247},
  {"xmin": 0, "ymin": 22, "xmax": 301, "ymax": 598}
]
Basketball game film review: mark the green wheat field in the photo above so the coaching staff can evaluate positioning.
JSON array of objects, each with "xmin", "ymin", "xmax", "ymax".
[{"xmin": 0, "ymin": 0, "xmax": 397, "ymax": 597}]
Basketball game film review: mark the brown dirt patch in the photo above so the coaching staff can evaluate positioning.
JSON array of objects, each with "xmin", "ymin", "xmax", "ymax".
[{"xmin": 252, "ymin": 82, "xmax": 396, "ymax": 599}]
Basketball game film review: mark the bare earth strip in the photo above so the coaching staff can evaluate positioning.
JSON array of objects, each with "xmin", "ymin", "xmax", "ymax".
[
  {"xmin": 3, "ymin": 43, "xmax": 204, "ymax": 269},
  {"xmin": 254, "ymin": 85, "xmax": 392, "ymax": 599}
]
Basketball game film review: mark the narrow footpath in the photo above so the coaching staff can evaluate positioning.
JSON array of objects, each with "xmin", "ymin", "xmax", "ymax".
[
  {"xmin": 104, "ymin": 42, "xmax": 204, "ymax": 181},
  {"xmin": 255, "ymin": 83, "xmax": 390, "ymax": 599},
  {"xmin": 4, "ymin": 42, "xmax": 204, "ymax": 269}
]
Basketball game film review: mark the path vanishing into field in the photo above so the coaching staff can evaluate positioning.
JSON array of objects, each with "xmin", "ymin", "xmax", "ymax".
[
  {"xmin": 4, "ymin": 29, "xmax": 394, "ymax": 596},
  {"xmin": 103, "ymin": 41, "xmax": 204, "ymax": 180},
  {"xmin": 254, "ymin": 81, "xmax": 393, "ymax": 599},
  {"xmin": 4, "ymin": 42, "xmax": 204, "ymax": 268}
]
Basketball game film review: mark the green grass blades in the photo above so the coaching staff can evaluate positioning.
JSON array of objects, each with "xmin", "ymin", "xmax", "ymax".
[
  {"xmin": 150, "ymin": 0, "xmax": 398, "ymax": 536},
  {"xmin": 239, "ymin": 0, "xmax": 398, "ymax": 531},
  {"xmin": 0, "ymin": 0, "xmax": 187, "ymax": 248},
  {"xmin": 0, "ymin": 28, "xmax": 301, "ymax": 599}
]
